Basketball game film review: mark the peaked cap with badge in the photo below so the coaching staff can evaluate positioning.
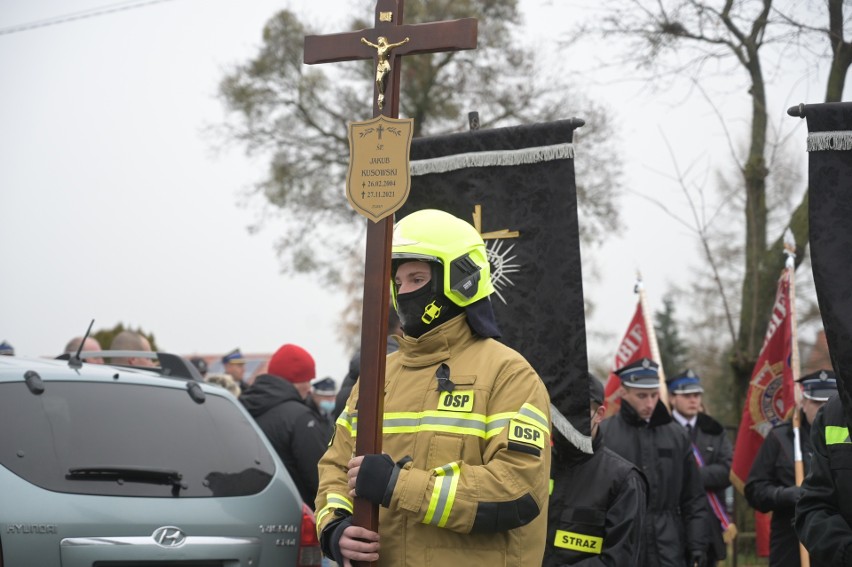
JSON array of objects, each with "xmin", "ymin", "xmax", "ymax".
[
  {"xmin": 222, "ymin": 348, "xmax": 246, "ymax": 365},
  {"xmin": 796, "ymin": 369, "xmax": 838, "ymax": 402},
  {"xmin": 311, "ymin": 376, "xmax": 337, "ymax": 395},
  {"xmin": 667, "ymin": 369, "xmax": 705, "ymax": 395},
  {"xmin": 615, "ymin": 357, "xmax": 660, "ymax": 389}
]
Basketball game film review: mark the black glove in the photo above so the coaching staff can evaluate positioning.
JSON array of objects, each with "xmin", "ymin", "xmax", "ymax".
[
  {"xmin": 356, "ymin": 454, "xmax": 397, "ymax": 506},
  {"xmin": 689, "ymin": 550, "xmax": 707, "ymax": 567},
  {"xmin": 320, "ymin": 515, "xmax": 352, "ymax": 566},
  {"xmin": 777, "ymin": 485, "xmax": 804, "ymax": 508}
]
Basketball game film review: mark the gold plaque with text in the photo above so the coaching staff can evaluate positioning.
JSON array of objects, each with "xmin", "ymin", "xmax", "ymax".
[{"xmin": 346, "ymin": 115, "xmax": 413, "ymax": 222}]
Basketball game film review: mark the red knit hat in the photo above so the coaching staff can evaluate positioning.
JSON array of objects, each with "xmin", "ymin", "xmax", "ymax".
[{"xmin": 268, "ymin": 344, "xmax": 315, "ymax": 383}]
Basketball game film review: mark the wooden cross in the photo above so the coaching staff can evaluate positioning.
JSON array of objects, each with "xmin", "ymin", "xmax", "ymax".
[{"xmin": 303, "ymin": 0, "xmax": 477, "ymax": 550}]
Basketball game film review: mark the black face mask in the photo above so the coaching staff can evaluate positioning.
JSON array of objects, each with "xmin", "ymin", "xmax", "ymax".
[{"xmin": 395, "ymin": 265, "xmax": 463, "ymax": 338}]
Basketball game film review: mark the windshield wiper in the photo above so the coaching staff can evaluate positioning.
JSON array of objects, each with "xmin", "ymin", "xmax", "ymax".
[{"xmin": 67, "ymin": 466, "xmax": 185, "ymax": 496}]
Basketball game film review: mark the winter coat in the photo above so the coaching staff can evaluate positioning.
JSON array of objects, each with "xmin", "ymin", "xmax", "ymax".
[
  {"xmin": 600, "ymin": 399, "xmax": 709, "ymax": 567},
  {"xmin": 680, "ymin": 412, "xmax": 733, "ymax": 562},
  {"xmin": 745, "ymin": 417, "xmax": 813, "ymax": 567},
  {"xmin": 240, "ymin": 374, "xmax": 331, "ymax": 508},
  {"xmin": 316, "ymin": 313, "xmax": 551, "ymax": 567},
  {"xmin": 544, "ymin": 430, "xmax": 648, "ymax": 566},
  {"xmin": 795, "ymin": 395, "xmax": 852, "ymax": 566},
  {"xmin": 333, "ymin": 335, "xmax": 400, "ymax": 421}
]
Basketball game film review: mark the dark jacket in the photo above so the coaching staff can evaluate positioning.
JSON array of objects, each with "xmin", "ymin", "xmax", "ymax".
[
  {"xmin": 240, "ymin": 374, "xmax": 331, "ymax": 508},
  {"xmin": 544, "ymin": 430, "xmax": 648, "ymax": 566},
  {"xmin": 600, "ymin": 400, "xmax": 709, "ymax": 567},
  {"xmin": 745, "ymin": 417, "xmax": 812, "ymax": 567},
  {"xmin": 333, "ymin": 335, "xmax": 399, "ymax": 421},
  {"xmin": 679, "ymin": 412, "xmax": 733, "ymax": 562},
  {"xmin": 795, "ymin": 396, "xmax": 852, "ymax": 566}
]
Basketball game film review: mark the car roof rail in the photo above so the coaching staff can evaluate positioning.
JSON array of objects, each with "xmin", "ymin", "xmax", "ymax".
[
  {"xmin": 156, "ymin": 353, "xmax": 204, "ymax": 382},
  {"xmin": 60, "ymin": 350, "xmax": 204, "ymax": 382},
  {"xmin": 56, "ymin": 351, "xmax": 102, "ymax": 361}
]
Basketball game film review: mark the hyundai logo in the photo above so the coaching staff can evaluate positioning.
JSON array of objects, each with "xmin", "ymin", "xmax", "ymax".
[{"xmin": 152, "ymin": 526, "xmax": 187, "ymax": 548}]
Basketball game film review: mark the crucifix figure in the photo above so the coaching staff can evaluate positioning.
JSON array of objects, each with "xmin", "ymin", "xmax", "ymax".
[
  {"xmin": 361, "ymin": 36, "xmax": 410, "ymax": 109},
  {"xmin": 303, "ymin": 0, "xmax": 476, "ymax": 560}
]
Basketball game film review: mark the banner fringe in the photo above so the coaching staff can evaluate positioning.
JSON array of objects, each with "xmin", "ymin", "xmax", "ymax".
[
  {"xmin": 807, "ymin": 131, "xmax": 852, "ymax": 151},
  {"xmin": 411, "ymin": 143, "xmax": 574, "ymax": 176},
  {"xmin": 550, "ymin": 403, "xmax": 593, "ymax": 454}
]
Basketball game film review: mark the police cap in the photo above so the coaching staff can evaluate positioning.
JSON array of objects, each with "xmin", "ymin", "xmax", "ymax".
[{"xmin": 796, "ymin": 369, "xmax": 838, "ymax": 402}]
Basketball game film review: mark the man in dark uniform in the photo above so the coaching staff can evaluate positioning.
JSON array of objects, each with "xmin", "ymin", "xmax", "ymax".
[
  {"xmin": 545, "ymin": 373, "xmax": 648, "ymax": 566},
  {"xmin": 310, "ymin": 377, "xmax": 338, "ymax": 420},
  {"xmin": 746, "ymin": 369, "xmax": 838, "ymax": 567},
  {"xmin": 795, "ymin": 370, "xmax": 852, "ymax": 566},
  {"xmin": 668, "ymin": 370, "xmax": 733, "ymax": 566},
  {"xmin": 600, "ymin": 358, "xmax": 709, "ymax": 567}
]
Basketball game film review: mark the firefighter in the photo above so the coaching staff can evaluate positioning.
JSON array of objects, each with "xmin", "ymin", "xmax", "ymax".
[
  {"xmin": 314, "ymin": 209, "xmax": 552, "ymax": 566},
  {"xmin": 794, "ymin": 370, "xmax": 851, "ymax": 566},
  {"xmin": 600, "ymin": 358, "xmax": 709, "ymax": 567},
  {"xmin": 749, "ymin": 369, "xmax": 838, "ymax": 567},
  {"xmin": 668, "ymin": 370, "xmax": 734, "ymax": 566},
  {"xmin": 544, "ymin": 373, "xmax": 648, "ymax": 566}
]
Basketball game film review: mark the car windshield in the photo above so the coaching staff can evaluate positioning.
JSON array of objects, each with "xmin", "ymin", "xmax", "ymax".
[{"xmin": 0, "ymin": 380, "xmax": 275, "ymax": 497}]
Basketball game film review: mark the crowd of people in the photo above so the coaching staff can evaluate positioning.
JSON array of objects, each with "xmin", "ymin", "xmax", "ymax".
[{"xmin": 5, "ymin": 208, "xmax": 852, "ymax": 567}]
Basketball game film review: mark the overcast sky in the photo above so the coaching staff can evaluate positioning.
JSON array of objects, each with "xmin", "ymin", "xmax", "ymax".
[{"xmin": 0, "ymin": 0, "xmax": 838, "ymax": 381}]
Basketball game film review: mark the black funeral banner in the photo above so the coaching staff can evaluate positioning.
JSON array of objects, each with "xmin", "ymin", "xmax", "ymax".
[
  {"xmin": 800, "ymin": 101, "xmax": 852, "ymax": 432},
  {"xmin": 399, "ymin": 119, "xmax": 591, "ymax": 451}
]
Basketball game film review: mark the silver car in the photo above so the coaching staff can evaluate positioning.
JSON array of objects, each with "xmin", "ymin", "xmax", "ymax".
[{"xmin": 0, "ymin": 354, "xmax": 322, "ymax": 566}]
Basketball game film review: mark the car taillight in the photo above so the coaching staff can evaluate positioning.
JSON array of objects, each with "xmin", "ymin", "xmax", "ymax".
[{"xmin": 298, "ymin": 503, "xmax": 322, "ymax": 567}]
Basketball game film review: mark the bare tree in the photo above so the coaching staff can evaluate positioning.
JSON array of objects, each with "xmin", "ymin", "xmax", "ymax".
[
  {"xmin": 218, "ymin": 1, "xmax": 623, "ymax": 291},
  {"xmin": 600, "ymin": 0, "xmax": 852, "ymax": 395},
  {"xmin": 657, "ymin": 137, "xmax": 817, "ymax": 426}
]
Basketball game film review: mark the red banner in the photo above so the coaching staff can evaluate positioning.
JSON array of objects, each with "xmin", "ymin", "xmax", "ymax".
[
  {"xmin": 755, "ymin": 511, "xmax": 771, "ymax": 557},
  {"xmin": 602, "ymin": 300, "xmax": 653, "ymax": 416},
  {"xmin": 730, "ymin": 269, "xmax": 796, "ymax": 493}
]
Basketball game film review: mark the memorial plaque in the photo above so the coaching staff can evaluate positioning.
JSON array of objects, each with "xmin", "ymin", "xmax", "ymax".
[{"xmin": 347, "ymin": 115, "xmax": 413, "ymax": 221}]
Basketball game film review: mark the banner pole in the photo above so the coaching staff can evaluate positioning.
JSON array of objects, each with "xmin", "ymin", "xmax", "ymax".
[
  {"xmin": 636, "ymin": 273, "xmax": 669, "ymax": 408},
  {"xmin": 785, "ymin": 231, "xmax": 809, "ymax": 567}
]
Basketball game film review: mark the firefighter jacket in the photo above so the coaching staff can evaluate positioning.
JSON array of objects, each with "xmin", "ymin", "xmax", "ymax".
[
  {"xmin": 600, "ymin": 399, "xmax": 709, "ymax": 567},
  {"xmin": 315, "ymin": 313, "xmax": 552, "ymax": 567},
  {"xmin": 795, "ymin": 396, "xmax": 852, "ymax": 566},
  {"xmin": 746, "ymin": 417, "xmax": 813, "ymax": 567},
  {"xmin": 544, "ymin": 430, "xmax": 648, "ymax": 566}
]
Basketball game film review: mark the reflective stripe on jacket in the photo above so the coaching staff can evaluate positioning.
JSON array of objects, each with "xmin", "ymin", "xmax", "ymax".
[{"xmin": 795, "ymin": 395, "xmax": 852, "ymax": 566}]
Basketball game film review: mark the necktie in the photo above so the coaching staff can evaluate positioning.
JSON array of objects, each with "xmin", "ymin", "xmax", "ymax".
[{"xmin": 686, "ymin": 423, "xmax": 696, "ymax": 441}]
